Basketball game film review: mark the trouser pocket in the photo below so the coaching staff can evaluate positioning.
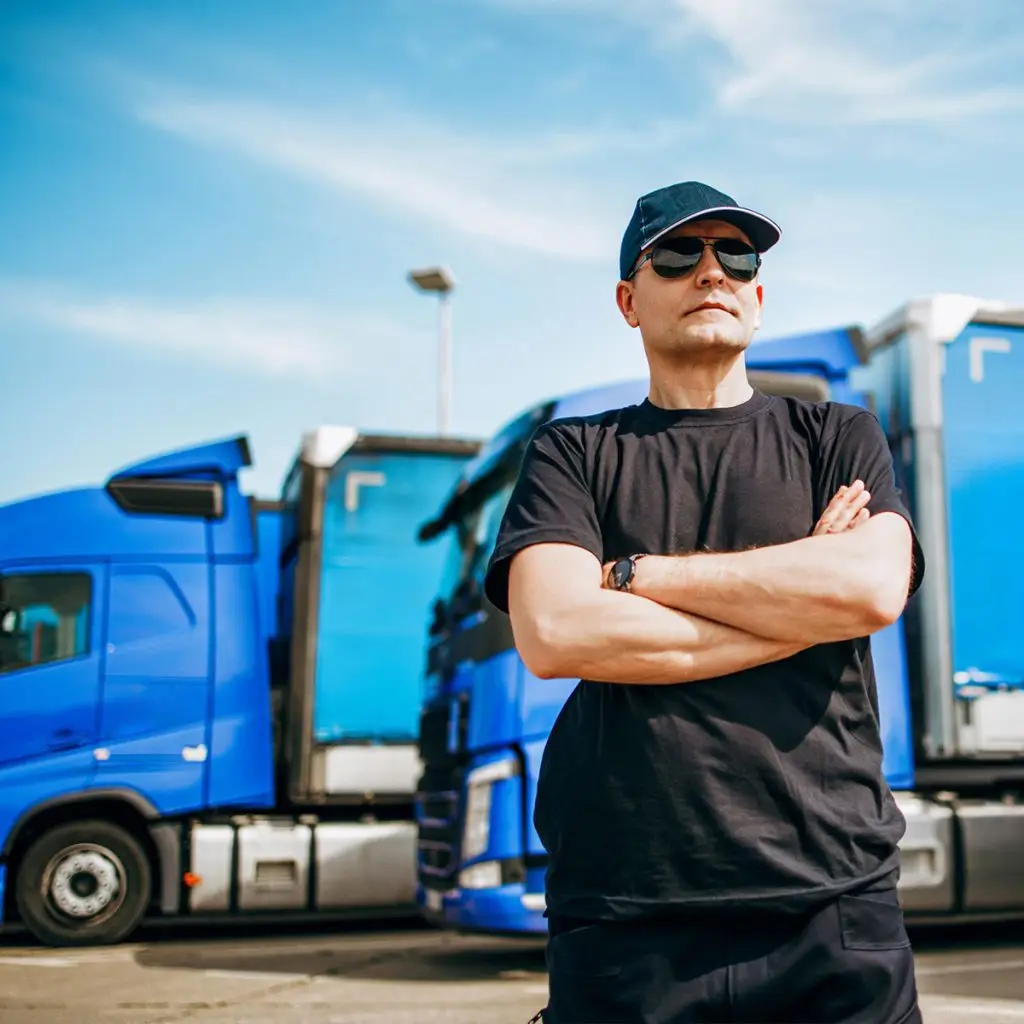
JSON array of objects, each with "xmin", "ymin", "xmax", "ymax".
[{"xmin": 837, "ymin": 888, "xmax": 911, "ymax": 950}]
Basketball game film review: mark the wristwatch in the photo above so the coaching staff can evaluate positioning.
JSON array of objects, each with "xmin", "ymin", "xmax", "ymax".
[{"xmin": 608, "ymin": 553, "xmax": 646, "ymax": 592}]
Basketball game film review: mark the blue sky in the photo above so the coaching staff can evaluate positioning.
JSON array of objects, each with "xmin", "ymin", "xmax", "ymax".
[{"xmin": 3, "ymin": 0, "xmax": 1024, "ymax": 503}]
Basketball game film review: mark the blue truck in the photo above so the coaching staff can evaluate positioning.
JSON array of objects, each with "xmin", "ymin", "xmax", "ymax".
[
  {"xmin": 414, "ymin": 295, "xmax": 1024, "ymax": 933},
  {"xmin": 0, "ymin": 425, "xmax": 479, "ymax": 946}
]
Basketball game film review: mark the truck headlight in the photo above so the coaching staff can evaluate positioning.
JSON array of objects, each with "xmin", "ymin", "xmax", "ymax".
[
  {"xmin": 459, "ymin": 860, "xmax": 503, "ymax": 890},
  {"xmin": 462, "ymin": 756, "xmax": 519, "ymax": 862}
]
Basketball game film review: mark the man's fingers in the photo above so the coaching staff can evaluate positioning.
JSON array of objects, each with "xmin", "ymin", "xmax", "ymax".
[
  {"xmin": 824, "ymin": 480, "xmax": 864, "ymax": 515},
  {"xmin": 839, "ymin": 488, "xmax": 871, "ymax": 520},
  {"xmin": 813, "ymin": 480, "xmax": 871, "ymax": 535},
  {"xmin": 829, "ymin": 489, "xmax": 870, "ymax": 530},
  {"xmin": 833, "ymin": 480, "xmax": 865, "ymax": 507}
]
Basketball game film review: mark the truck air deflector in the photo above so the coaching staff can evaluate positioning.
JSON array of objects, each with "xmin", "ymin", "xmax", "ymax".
[{"xmin": 108, "ymin": 435, "xmax": 252, "ymax": 482}]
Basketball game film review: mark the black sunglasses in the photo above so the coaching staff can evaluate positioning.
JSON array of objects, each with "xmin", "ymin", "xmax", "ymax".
[{"xmin": 630, "ymin": 237, "xmax": 761, "ymax": 283}]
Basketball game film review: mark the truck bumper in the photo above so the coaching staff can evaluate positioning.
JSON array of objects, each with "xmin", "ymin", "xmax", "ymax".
[{"xmin": 418, "ymin": 883, "xmax": 547, "ymax": 935}]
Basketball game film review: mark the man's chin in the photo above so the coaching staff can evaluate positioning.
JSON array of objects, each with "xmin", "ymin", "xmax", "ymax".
[{"xmin": 672, "ymin": 331, "xmax": 749, "ymax": 353}]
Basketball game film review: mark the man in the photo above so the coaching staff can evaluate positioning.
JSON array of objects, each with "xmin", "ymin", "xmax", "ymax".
[{"xmin": 483, "ymin": 181, "xmax": 925, "ymax": 1024}]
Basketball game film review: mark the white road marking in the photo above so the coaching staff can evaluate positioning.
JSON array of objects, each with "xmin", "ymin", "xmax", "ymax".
[
  {"xmin": 916, "ymin": 957, "xmax": 1024, "ymax": 976},
  {"xmin": 0, "ymin": 955, "xmax": 75, "ymax": 967},
  {"xmin": 0, "ymin": 949, "xmax": 134, "ymax": 966},
  {"xmin": 202, "ymin": 968, "xmax": 311, "ymax": 982},
  {"xmin": 922, "ymin": 995, "xmax": 1024, "ymax": 1019}
]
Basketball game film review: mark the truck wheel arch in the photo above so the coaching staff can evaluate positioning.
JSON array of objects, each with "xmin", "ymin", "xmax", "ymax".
[{"xmin": 2, "ymin": 789, "xmax": 163, "ymax": 920}]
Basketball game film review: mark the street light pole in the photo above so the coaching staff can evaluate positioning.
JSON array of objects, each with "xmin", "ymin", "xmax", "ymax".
[
  {"xmin": 437, "ymin": 289, "xmax": 452, "ymax": 437},
  {"xmin": 408, "ymin": 266, "xmax": 456, "ymax": 436}
]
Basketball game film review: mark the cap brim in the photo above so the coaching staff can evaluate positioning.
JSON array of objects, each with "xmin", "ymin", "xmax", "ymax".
[{"xmin": 646, "ymin": 205, "xmax": 782, "ymax": 254}]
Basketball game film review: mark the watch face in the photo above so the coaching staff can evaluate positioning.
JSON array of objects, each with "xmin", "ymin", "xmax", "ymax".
[{"xmin": 612, "ymin": 557, "xmax": 633, "ymax": 589}]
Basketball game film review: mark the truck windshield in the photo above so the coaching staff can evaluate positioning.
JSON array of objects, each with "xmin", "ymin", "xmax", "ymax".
[
  {"xmin": 435, "ymin": 514, "xmax": 480, "ymax": 609},
  {"xmin": 425, "ymin": 400, "xmax": 551, "ymax": 625},
  {"xmin": 444, "ymin": 476, "xmax": 515, "ymax": 621}
]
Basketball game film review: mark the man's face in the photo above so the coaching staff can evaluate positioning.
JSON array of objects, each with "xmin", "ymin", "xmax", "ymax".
[{"xmin": 617, "ymin": 218, "xmax": 764, "ymax": 362}]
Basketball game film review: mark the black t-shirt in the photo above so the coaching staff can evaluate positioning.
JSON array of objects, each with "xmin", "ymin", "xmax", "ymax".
[{"xmin": 483, "ymin": 389, "xmax": 925, "ymax": 922}]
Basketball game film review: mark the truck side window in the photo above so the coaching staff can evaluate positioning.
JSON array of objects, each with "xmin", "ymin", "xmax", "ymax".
[{"xmin": 0, "ymin": 572, "xmax": 91, "ymax": 674}]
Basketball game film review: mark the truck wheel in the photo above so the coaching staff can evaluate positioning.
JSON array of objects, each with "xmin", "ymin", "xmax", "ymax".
[{"xmin": 14, "ymin": 820, "xmax": 152, "ymax": 947}]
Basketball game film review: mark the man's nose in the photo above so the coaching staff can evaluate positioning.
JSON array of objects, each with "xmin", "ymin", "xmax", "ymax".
[{"xmin": 693, "ymin": 243, "xmax": 724, "ymax": 287}]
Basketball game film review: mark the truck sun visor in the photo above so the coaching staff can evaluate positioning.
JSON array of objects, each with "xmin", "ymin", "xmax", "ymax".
[{"xmin": 106, "ymin": 478, "xmax": 225, "ymax": 519}]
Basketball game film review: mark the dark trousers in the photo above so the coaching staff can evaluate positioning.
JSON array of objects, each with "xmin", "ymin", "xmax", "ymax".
[{"xmin": 542, "ymin": 886, "xmax": 922, "ymax": 1024}]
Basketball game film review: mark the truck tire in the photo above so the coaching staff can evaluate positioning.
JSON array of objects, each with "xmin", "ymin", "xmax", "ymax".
[{"xmin": 14, "ymin": 820, "xmax": 152, "ymax": 947}]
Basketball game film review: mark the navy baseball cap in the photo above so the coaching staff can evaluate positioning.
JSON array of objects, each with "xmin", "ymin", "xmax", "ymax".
[{"xmin": 619, "ymin": 181, "xmax": 781, "ymax": 281}]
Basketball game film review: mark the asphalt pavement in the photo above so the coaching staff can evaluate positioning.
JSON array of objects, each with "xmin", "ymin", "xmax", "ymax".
[{"xmin": 0, "ymin": 918, "xmax": 1022, "ymax": 1023}]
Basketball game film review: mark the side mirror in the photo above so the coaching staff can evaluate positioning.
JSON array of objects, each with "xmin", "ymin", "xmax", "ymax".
[{"xmin": 428, "ymin": 598, "xmax": 448, "ymax": 637}]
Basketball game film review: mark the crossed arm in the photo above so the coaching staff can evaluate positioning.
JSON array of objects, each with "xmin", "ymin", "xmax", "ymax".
[
  {"xmin": 626, "ymin": 506, "xmax": 915, "ymax": 646},
  {"xmin": 507, "ymin": 482, "xmax": 916, "ymax": 686}
]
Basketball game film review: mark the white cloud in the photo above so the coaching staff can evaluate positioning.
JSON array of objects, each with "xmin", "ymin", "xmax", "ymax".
[
  {"xmin": 132, "ymin": 90, "xmax": 626, "ymax": 262},
  {"xmin": 0, "ymin": 279, "xmax": 412, "ymax": 381},
  {"xmin": 486, "ymin": 0, "xmax": 1024, "ymax": 126},
  {"xmin": 671, "ymin": 0, "xmax": 1024, "ymax": 124}
]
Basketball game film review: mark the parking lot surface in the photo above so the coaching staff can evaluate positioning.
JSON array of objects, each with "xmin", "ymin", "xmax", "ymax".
[{"xmin": 0, "ymin": 918, "xmax": 1022, "ymax": 1023}]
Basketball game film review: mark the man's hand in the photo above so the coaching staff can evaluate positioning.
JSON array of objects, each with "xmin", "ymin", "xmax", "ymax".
[{"xmin": 811, "ymin": 480, "xmax": 871, "ymax": 536}]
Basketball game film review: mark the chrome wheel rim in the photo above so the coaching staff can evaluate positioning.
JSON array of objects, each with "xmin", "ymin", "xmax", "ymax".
[{"xmin": 42, "ymin": 843, "xmax": 126, "ymax": 925}]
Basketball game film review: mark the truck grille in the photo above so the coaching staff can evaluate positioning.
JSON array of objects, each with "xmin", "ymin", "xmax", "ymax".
[
  {"xmin": 417, "ymin": 690, "xmax": 471, "ymax": 891},
  {"xmin": 418, "ymin": 692, "xmax": 470, "ymax": 765},
  {"xmin": 418, "ymin": 702, "xmax": 452, "ymax": 765},
  {"xmin": 415, "ymin": 763, "xmax": 464, "ymax": 891}
]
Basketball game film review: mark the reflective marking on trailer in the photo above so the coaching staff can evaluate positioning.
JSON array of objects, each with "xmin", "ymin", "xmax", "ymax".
[
  {"xmin": 345, "ymin": 470, "xmax": 386, "ymax": 512},
  {"xmin": 968, "ymin": 336, "xmax": 1012, "ymax": 383}
]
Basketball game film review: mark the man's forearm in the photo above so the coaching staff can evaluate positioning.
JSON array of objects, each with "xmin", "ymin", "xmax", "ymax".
[
  {"xmin": 512, "ymin": 587, "xmax": 808, "ymax": 685},
  {"xmin": 630, "ymin": 519, "xmax": 912, "ymax": 645}
]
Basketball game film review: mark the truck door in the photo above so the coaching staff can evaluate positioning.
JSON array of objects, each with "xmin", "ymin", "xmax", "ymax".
[
  {"xmin": 98, "ymin": 563, "xmax": 211, "ymax": 811},
  {"xmin": 0, "ymin": 566, "xmax": 103, "ymax": 773}
]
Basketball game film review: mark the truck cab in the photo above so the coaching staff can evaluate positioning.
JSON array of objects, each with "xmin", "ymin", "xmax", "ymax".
[
  {"xmin": 413, "ymin": 326, "xmax": 919, "ymax": 933},
  {"xmin": 0, "ymin": 427, "xmax": 478, "ymax": 946}
]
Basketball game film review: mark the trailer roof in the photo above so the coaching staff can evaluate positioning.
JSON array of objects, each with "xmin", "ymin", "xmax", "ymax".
[{"xmin": 866, "ymin": 293, "xmax": 1024, "ymax": 351}]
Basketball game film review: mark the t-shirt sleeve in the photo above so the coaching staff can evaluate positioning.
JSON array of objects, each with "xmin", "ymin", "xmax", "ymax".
[
  {"xmin": 483, "ymin": 422, "xmax": 603, "ymax": 614},
  {"xmin": 818, "ymin": 409, "xmax": 925, "ymax": 598}
]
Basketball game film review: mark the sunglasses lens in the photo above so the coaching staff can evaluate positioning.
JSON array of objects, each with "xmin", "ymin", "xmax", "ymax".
[
  {"xmin": 714, "ymin": 239, "xmax": 759, "ymax": 281},
  {"xmin": 649, "ymin": 243, "xmax": 702, "ymax": 278}
]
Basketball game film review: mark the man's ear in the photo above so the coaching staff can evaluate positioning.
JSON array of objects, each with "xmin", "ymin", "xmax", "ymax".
[
  {"xmin": 752, "ymin": 281, "xmax": 764, "ymax": 331},
  {"xmin": 616, "ymin": 280, "xmax": 639, "ymax": 328}
]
